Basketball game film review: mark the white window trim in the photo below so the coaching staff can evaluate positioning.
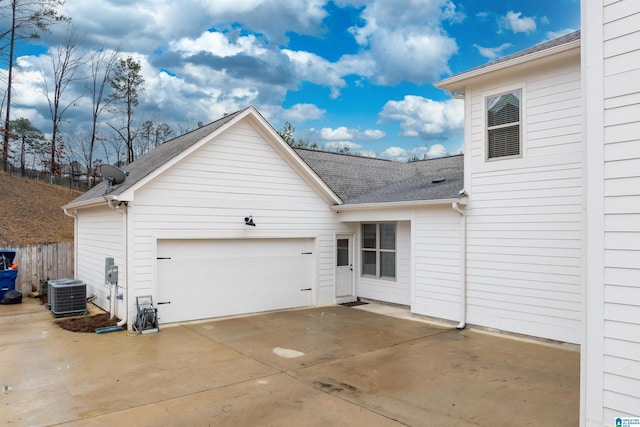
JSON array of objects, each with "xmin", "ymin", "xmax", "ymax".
[
  {"xmin": 483, "ymin": 84, "xmax": 526, "ymax": 162},
  {"xmin": 361, "ymin": 223, "xmax": 397, "ymax": 280}
]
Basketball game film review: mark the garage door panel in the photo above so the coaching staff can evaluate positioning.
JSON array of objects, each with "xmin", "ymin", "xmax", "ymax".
[{"xmin": 157, "ymin": 239, "xmax": 313, "ymax": 324}]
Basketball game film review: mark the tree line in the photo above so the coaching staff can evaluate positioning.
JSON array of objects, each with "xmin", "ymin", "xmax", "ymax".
[{"xmin": 0, "ymin": 0, "xmax": 179, "ymax": 187}]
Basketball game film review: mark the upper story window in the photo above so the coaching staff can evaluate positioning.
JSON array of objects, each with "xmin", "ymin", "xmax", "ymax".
[
  {"xmin": 487, "ymin": 90, "xmax": 521, "ymax": 159},
  {"xmin": 362, "ymin": 223, "xmax": 396, "ymax": 280}
]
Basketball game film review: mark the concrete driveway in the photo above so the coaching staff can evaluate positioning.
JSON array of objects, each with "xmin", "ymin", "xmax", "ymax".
[{"xmin": 1, "ymin": 298, "xmax": 579, "ymax": 426}]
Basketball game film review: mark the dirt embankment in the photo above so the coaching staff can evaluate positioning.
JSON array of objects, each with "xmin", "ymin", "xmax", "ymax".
[{"xmin": 0, "ymin": 171, "xmax": 83, "ymax": 245}]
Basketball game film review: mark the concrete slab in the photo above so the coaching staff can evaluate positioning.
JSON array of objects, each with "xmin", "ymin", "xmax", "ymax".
[
  {"xmin": 0, "ymin": 298, "xmax": 579, "ymax": 426},
  {"xmin": 65, "ymin": 373, "xmax": 400, "ymax": 427},
  {"xmin": 188, "ymin": 305, "xmax": 447, "ymax": 371},
  {"xmin": 291, "ymin": 327, "xmax": 579, "ymax": 426}
]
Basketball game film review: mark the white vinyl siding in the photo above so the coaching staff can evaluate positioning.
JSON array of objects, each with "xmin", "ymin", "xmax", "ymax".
[
  {"xmin": 75, "ymin": 205, "xmax": 126, "ymax": 318},
  {"xmin": 601, "ymin": 0, "xmax": 640, "ymax": 419},
  {"xmin": 413, "ymin": 207, "xmax": 462, "ymax": 321},
  {"xmin": 128, "ymin": 119, "xmax": 351, "ymax": 312},
  {"xmin": 465, "ymin": 55, "xmax": 582, "ymax": 343}
]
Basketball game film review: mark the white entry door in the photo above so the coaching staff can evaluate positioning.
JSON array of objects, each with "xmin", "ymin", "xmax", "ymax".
[
  {"xmin": 156, "ymin": 238, "xmax": 314, "ymax": 324},
  {"xmin": 335, "ymin": 234, "xmax": 354, "ymax": 300}
]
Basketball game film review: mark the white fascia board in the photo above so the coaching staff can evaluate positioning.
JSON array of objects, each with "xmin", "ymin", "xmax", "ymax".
[
  {"xmin": 332, "ymin": 197, "xmax": 466, "ymax": 212},
  {"xmin": 435, "ymin": 40, "xmax": 581, "ymax": 94}
]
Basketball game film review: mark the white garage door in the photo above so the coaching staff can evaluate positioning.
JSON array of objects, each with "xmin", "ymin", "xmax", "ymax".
[{"xmin": 156, "ymin": 239, "xmax": 313, "ymax": 324}]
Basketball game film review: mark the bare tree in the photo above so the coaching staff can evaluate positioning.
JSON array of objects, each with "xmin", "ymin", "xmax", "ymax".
[
  {"xmin": 0, "ymin": 0, "xmax": 69, "ymax": 171},
  {"xmin": 108, "ymin": 56, "xmax": 144, "ymax": 164},
  {"xmin": 101, "ymin": 132, "xmax": 126, "ymax": 167},
  {"xmin": 38, "ymin": 25, "xmax": 86, "ymax": 175},
  {"xmin": 85, "ymin": 44, "xmax": 118, "ymax": 184},
  {"xmin": 139, "ymin": 120, "xmax": 174, "ymax": 156}
]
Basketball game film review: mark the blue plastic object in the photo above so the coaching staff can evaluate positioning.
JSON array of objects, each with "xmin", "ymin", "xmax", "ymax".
[{"xmin": 0, "ymin": 250, "xmax": 18, "ymax": 300}]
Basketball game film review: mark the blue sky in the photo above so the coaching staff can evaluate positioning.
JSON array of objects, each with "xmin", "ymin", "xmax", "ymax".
[{"xmin": 2, "ymin": 0, "xmax": 580, "ymax": 162}]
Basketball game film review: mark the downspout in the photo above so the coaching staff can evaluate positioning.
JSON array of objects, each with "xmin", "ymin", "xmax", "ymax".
[
  {"xmin": 63, "ymin": 208, "xmax": 79, "ymax": 288},
  {"xmin": 452, "ymin": 199, "xmax": 467, "ymax": 330},
  {"xmin": 106, "ymin": 198, "xmax": 128, "ymax": 328}
]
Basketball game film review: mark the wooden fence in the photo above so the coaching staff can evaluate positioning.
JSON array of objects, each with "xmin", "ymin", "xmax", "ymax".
[{"xmin": 2, "ymin": 242, "xmax": 74, "ymax": 294}]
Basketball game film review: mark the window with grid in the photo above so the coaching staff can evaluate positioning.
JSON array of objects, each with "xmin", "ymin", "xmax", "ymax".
[
  {"xmin": 487, "ymin": 90, "xmax": 521, "ymax": 159},
  {"xmin": 362, "ymin": 223, "xmax": 396, "ymax": 279}
]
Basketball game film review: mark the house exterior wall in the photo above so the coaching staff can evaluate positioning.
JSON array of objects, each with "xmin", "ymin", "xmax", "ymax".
[
  {"xmin": 583, "ymin": 1, "xmax": 640, "ymax": 424},
  {"xmin": 337, "ymin": 205, "xmax": 463, "ymax": 314},
  {"xmin": 413, "ymin": 206, "xmax": 462, "ymax": 321},
  {"xmin": 464, "ymin": 52, "xmax": 583, "ymax": 343},
  {"xmin": 75, "ymin": 204, "xmax": 126, "ymax": 318},
  {"xmin": 125, "ymin": 118, "xmax": 351, "ymax": 322}
]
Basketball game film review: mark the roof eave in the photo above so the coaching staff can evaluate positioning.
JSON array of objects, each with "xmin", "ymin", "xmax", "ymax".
[
  {"xmin": 435, "ymin": 39, "xmax": 581, "ymax": 95},
  {"xmin": 62, "ymin": 194, "xmax": 121, "ymax": 210},
  {"xmin": 332, "ymin": 196, "xmax": 467, "ymax": 211}
]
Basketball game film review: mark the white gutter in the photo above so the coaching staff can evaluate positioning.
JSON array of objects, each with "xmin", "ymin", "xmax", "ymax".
[
  {"xmin": 63, "ymin": 207, "xmax": 77, "ymax": 220},
  {"xmin": 332, "ymin": 197, "xmax": 467, "ymax": 212},
  {"xmin": 451, "ymin": 199, "xmax": 467, "ymax": 330},
  {"xmin": 63, "ymin": 196, "xmax": 117, "ymax": 210},
  {"xmin": 105, "ymin": 197, "xmax": 128, "ymax": 328}
]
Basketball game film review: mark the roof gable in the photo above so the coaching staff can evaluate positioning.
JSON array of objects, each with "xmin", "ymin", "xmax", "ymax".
[{"xmin": 65, "ymin": 107, "xmax": 341, "ymax": 209}]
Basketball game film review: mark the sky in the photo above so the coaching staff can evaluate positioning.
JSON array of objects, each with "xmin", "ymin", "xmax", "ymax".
[{"xmin": 1, "ymin": 0, "xmax": 580, "ymax": 163}]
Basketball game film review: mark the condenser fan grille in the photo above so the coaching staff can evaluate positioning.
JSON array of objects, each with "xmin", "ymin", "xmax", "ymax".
[{"xmin": 49, "ymin": 281, "xmax": 87, "ymax": 317}]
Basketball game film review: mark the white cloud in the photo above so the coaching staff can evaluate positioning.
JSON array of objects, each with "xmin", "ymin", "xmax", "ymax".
[
  {"xmin": 346, "ymin": 0, "xmax": 460, "ymax": 85},
  {"xmin": 323, "ymin": 140, "xmax": 362, "ymax": 150},
  {"xmin": 426, "ymin": 144, "xmax": 447, "ymax": 157},
  {"xmin": 282, "ymin": 49, "xmax": 346, "ymax": 96},
  {"xmin": 379, "ymin": 95, "xmax": 464, "ymax": 138},
  {"xmin": 499, "ymin": 11, "xmax": 537, "ymax": 34},
  {"xmin": 474, "ymin": 42, "xmax": 512, "ymax": 60},
  {"xmin": 320, "ymin": 126, "xmax": 353, "ymax": 140},
  {"xmin": 382, "ymin": 146, "xmax": 407, "ymax": 158},
  {"xmin": 381, "ymin": 144, "xmax": 448, "ymax": 162},
  {"xmin": 196, "ymin": 0, "xmax": 328, "ymax": 43},
  {"xmin": 281, "ymin": 104, "xmax": 325, "ymax": 122},
  {"xmin": 170, "ymin": 32, "xmax": 266, "ymax": 58},
  {"xmin": 357, "ymin": 150, "xmax": 378, "ymax": 158},
  {"xmin": 359, "ymin": 129, "xmax": 386, "ymax": 140},
  {"xmin": 313, "ymin": 125, "xmax": 385, "ymax": 142},
  {"xmin": 545, "ymin": 28, "xmax": 578, "ymax": 40}
]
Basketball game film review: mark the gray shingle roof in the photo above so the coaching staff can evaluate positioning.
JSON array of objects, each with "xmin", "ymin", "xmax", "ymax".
[
  {"xmin": 69, "ymin": 108, "xmax": 248, "ymax": 205},
  {"xmin": 294, "ymin": 149, "xmax": 464, "ymax": 204},
  {"xmin": 474, "ymin": 30, "xmax": 580, "ymax": 72}
]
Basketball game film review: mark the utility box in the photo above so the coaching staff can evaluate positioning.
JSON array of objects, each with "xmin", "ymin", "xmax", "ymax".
[{"xmin": 0, "ymin": 250, "xmax": 18, "ymax": 301}]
